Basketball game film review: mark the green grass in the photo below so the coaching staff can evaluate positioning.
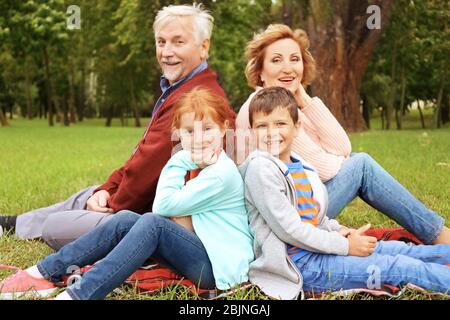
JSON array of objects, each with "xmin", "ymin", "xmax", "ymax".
[{"xmin": 0, "ymin": 117, "xmax": 449, "ymax": 300}]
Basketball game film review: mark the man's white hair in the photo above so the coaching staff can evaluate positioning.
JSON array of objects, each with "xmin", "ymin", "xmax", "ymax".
[{"xmin": 153, "ymin": 3, "xmax": 214, "ymax": 45}]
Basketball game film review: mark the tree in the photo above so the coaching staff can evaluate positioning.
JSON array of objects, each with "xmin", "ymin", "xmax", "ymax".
[
  {"xmin": 4, "ymin": 0, "xmax": 69, "ymax": 126},
  {"xmin": 276, "ymin": 0, "xmax": 395, "ymax": 132},
  {"xmin": 362, "ymin": 0, "xmax": 450, "ymax": 129},
  {"xmin": 208, "ymin": 0, "xmax": 273, "ymax": 110}
]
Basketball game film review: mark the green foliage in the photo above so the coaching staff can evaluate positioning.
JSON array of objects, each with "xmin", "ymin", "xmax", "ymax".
[
  {"xmin": 0, "ymin": 0, "xmax": 448, "ymax": 126},
  {"xmin": 208, "ymin": 0, "xmax": 272, "ymax": 109},
  {"xmin": 363, "ymin": 0, "xmax": 450, "ymax": 128}
]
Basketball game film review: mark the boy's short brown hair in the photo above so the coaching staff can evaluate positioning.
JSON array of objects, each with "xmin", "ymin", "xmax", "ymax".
[{"xmin": 248, "ymin": 87, "xmax": 299, "ymax": 127}]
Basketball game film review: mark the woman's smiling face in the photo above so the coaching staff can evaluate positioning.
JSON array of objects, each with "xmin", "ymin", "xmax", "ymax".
[{"xmin": 260, "ymin": 38, "xmax": 304, "ymax": 94}]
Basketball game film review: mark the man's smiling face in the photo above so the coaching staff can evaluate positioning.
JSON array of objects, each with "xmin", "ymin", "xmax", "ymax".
[{"xmin": 155, "ymin": 16, "xmax": 208, "ymax": 84}]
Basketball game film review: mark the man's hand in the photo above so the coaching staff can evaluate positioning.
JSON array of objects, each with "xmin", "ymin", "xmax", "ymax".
[
  {"xmin": 86, "ymin": 190, "xmax": 114, "ymax": 214},
  {"xmin": 347, "ymin": 224, "xmax": 377, "ymax": 257}
]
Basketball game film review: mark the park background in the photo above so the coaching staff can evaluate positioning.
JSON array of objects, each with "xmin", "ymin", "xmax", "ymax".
[{"xmin": 0, "ymin": 0, "xmax": 449, "ymax": 300}]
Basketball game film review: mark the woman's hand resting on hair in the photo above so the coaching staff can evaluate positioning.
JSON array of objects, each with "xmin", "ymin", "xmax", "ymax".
[{"xmin": 294, "ymin": 83, "xmax": 313, "ymax": 110}]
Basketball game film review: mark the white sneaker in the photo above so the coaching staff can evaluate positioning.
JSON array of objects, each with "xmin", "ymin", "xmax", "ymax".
[{"xmin": 0, "ymin": 225, "xmax": 3, "ymax": 237}]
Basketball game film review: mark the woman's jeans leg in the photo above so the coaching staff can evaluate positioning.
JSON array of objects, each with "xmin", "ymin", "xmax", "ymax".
[
  {"xmin": 296, "ymin": 241, "xmax": 450, "ymax": 294},
  {"xmin": 37, "ymin": 211, "xmax": 215, "ymax": 300},
  {"xmin": 324, "ymin": 152, "xmax": 445, "ymax": 244}
]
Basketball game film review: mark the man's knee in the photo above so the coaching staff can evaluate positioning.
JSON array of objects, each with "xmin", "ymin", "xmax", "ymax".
[{"xmin": 41, "ymin": 214, "xmax": 66, "ymax": 250}]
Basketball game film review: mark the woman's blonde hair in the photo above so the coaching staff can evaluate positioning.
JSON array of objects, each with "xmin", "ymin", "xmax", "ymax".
[{"xmin": 245, "ymin": 24, "xmax": 317, "ymax": 88}]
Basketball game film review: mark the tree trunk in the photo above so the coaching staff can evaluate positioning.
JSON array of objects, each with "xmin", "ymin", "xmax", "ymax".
[
  {"xmin": 105, "ymin": 104, "xmax": 114, "ymax": 127},
  {"xmin": 396, "ymin": 64, "xmax": 406, "ymax": 130},
  {"xmin": 305, "ymin": 0, "xmax": 395, "ymax": 132},
  {"xmin": 42, "ymin": 46, "xmax": 54, "ymax": 126},
  {"xmin": 417, "ymin": 100, "xmax": 425, "ymax": 129},
  {"xmin": 282, "ymin": 0, "xmax": 294, "ymax": 27},
  {"xmin": 24, "ymin": 60, "xmax": 34, "ymax": 120},
  {"xmin": 68, "ymin": 71, "xmax": 76, "ymax": 124},
  {"xmin": 362, "ymin": 95, "xmax": 371, "ymax": 129},
  {"xmin": 120, "ymin": 110, "xmax": 125, "ymax": 127},
  {"xmin": 435, "ymin": 78, "xmax": 444, "ymax": 129},
  {"xmin": 442, "ymin": 91, "xmax": 449, "ymax": 124},
  {"xmin": 77, "ymin": 67, "xmax": 86, "ymax": 122},
  {"xmin": 55, "ymin": 99, "xmax": 62, "ymax": 123},
  {"xmin": 0, "ymin": 109, "xmax": 9, "ymax": 127},
  {"xmin": 61, "ymin": 96, "xmax": 70, "ymax": 127},
  {"xmin": 387, "ymin": 44, "xmax": 397, "ymax": 130},
  {"xmin": 133, "ymin": 106, "xmax": 141, "ymax": 128}
]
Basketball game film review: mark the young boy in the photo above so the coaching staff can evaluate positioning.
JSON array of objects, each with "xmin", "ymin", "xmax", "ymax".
[{"xmin": 238, "ymin": 87, "xmax": 450, "ymax": 300}]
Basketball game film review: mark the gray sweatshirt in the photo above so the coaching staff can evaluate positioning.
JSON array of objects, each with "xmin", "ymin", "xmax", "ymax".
[{"xmin": 238, "ymin": 150, "xmax": 349, "ymax": 300}]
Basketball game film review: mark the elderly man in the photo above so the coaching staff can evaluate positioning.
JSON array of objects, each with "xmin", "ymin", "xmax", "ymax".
[{"xmin": 0, "ymin": 4, "xmax": 235, "ymax": 249}]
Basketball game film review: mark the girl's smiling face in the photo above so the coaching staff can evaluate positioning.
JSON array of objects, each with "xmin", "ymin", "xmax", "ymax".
[{"xmin": 178, "ymin": 112, "xmax": 226, "ymax": 153}]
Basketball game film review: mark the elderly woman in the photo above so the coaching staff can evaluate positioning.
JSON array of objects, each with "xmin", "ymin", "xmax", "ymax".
[{"xmin": 236, "ymin": 24, "xmax": 449, "ymax": 245}]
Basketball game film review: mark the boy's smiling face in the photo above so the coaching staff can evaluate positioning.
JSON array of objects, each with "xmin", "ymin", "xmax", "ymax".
[{"xmin": 251, "ymin": 106, "xmax": 300, "ymax": 163}]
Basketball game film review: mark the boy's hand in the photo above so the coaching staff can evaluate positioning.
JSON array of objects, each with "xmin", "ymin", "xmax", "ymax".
[
  {"xmin": 347, "ymin": 224, "xmax": 377, "ymax": 256},
  {"xmin": 338, "ymin": 226, "xmax": 357, "ymax": 238}
]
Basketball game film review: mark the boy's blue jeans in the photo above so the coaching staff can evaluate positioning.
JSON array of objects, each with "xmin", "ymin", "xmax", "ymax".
[
  {"xmin": 37, "ymin": 210, "xmax": 216, "ymax": 300},
  {"xmin": 325, "ymin": 152, "xmax": 445, "ymax": 244},
  {"xmin": 295, "ymin": 241, "xmax": 450, "ymax": 293}
]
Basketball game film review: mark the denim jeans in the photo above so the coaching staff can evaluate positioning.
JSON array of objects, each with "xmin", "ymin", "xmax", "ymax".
[
  {"xmin": 37, "ymin": 210, "xmax": 215, "ymax": 300},
  {"xmin": 295, "ymin": 241, "xmax": 450, "ymax": 294},
  {"xmin": 324, "ymin": 152, "xmax": 445, "ymax": 244}
]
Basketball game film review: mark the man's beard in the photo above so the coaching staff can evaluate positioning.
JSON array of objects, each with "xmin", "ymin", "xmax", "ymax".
[
  {"xmin": 162, "ymin": 67, "xmax": 183, "ymax": 82},
  {"xmin": 160, "ymin": 57, "xmax": 183, "ymax": 82}
]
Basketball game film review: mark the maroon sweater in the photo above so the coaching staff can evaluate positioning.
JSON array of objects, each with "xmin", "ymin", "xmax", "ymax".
[{"xmin": 95, "ymin": 68, "xmax": 236, "ymax": 213}]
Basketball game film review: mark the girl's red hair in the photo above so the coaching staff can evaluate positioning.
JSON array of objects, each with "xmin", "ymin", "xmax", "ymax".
[{"xmin": 172, "ymin": 86, "xmax": 232, "ymax": 130}]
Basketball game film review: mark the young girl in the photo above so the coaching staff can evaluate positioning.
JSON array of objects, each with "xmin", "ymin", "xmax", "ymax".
[{"xmin": 0, "ymin": 87, "xmax": 254, "ymax": 300}]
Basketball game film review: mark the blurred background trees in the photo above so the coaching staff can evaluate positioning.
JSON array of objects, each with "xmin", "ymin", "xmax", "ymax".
[{"xmin": 0, "ymin": 0, "xmax": 448, "ymax": 131}]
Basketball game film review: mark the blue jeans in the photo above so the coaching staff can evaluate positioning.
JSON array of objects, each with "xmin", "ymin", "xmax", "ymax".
[
  {"xmin": 37, "ymin": 211, "xmax": 216, "ymax": 300},
  {"xmin": 295, "ymin": 241, "xmax": 450, "ymax": 293},
  {"xmin": 325, "ymin": 152, "xmax": 445, "ymax": 244}
]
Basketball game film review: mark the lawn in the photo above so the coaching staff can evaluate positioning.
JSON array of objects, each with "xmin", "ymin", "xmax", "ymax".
[{"xmin": 0, "ymin": 115, "xmax": 449, "ymax": 300}]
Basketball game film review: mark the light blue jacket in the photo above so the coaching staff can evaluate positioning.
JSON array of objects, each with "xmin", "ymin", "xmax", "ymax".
[{"xmin": 152, "ymin": 150, "xmax": 254, "ymax": 290}]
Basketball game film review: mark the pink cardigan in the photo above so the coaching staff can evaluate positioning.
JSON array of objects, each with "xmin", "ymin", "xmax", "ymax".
[{"xmin": 236, "ymin": 89, "xmax": 352, "ymax": 182}]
